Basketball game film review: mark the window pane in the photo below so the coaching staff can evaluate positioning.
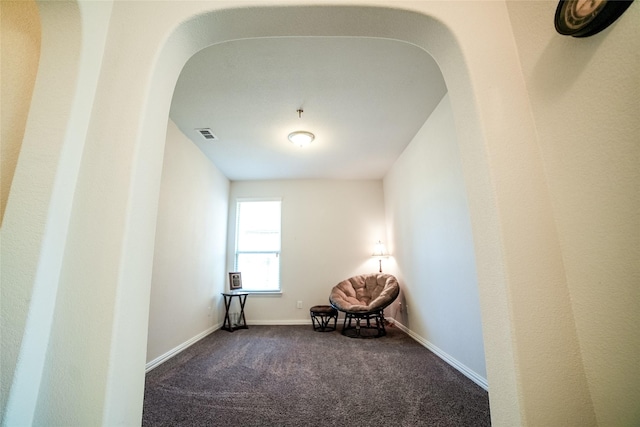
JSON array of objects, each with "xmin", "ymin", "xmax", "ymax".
[
  {"xmin": 236, "ymin": 253, "xmax": 280, "ymax": 291},
  {"xmin": 237, "ymin": 201, "xmax": 281, "ymax": 251},
  {"xmin": 235, "ymin": 200, "xmax": 281, "ymax": 291}
]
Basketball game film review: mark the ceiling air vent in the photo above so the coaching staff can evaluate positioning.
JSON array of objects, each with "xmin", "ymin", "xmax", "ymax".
[{"xmin": 195, "ymin": 128, "xmax": 218, "ymax": 141}]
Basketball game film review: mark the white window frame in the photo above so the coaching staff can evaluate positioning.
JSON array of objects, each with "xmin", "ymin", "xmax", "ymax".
[{"xmin": 233, "ymin": 198, "xmax": 282, "ymax": 293}]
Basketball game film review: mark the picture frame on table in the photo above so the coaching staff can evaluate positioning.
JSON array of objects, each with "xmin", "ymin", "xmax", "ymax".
[{"xmin": 229, "ymin": 272, "xmax": 243, "ymax": 290}]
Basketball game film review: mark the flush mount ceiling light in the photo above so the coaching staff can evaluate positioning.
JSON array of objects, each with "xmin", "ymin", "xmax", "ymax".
[
  {"xmin": 288, "ymin": 130, "xmax": 315, "ymax": 147},
  {"xmin": 288, "ymin": 108, "xmax": 315, "ymax": 147}
]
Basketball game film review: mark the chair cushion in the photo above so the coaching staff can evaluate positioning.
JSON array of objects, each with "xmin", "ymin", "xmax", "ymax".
[
  {"xmin": 329, "ymin": 273, "xmax": 399, "ymax": 313},
  {"xmin": 310, "ymin": 305, "xmax": 337, "ymax": 315}
]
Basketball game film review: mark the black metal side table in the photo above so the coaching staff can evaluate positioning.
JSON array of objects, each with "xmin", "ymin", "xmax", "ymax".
[{"xmin": 221, "ymin": 292, "xmax": 249, "ymax": 332}]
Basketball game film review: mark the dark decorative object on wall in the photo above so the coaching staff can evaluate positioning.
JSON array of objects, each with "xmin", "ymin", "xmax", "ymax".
[{"xmin": 555, "ymin": 0, "xmax": 634, "ymax": 37}]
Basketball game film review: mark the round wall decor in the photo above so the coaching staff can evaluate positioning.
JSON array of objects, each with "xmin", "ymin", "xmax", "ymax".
[{"xmin": 555, "ymin": 0, "xmax": 634, "ymax": 37}]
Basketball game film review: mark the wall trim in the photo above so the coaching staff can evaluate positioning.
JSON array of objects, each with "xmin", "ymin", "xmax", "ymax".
[
  {"xmin": 389, "ymin": 319, "xmax": 488, "ymax": 390},
  {"xmin": 145, "ymin": 323, "xmax": 221, "ymax": 372}
]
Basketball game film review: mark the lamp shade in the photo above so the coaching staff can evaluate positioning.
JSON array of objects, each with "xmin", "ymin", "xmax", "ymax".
[{"xmin": 372, "ymin": 240, "xmax": 389, "ymax": 258}]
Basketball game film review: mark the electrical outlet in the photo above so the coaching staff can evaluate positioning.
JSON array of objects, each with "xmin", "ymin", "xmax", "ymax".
[
  {"xmin": 297, "ymin": 301, "xmax": 302, "ymax": 309},
  {"xmin": 207, "ymin": 306, "xmax": 212, "ymax": 317}
]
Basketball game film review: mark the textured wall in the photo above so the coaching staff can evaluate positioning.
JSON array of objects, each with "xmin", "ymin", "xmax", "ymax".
[
  {"xmin": 0, "ymin": 0, "xmax": 41, "ymax": 225},
  {"xmin": 146, "ymin": 120, "xmax": 229, "ymax": 363},
  {"xmin": 2, "ymin": 3, "xmax": 114, "ymax": 425},
  {"xmin": 507, "ymin": 2, "xmax": 640, "ymax": 425},
  {"xmin": 384, "ymin": 94, "xmax": 486, "ymax": 383}
]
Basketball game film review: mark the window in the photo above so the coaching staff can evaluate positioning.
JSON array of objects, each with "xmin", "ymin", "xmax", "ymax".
[{"xmin": 234, "ymin": 200, "xmax": 281, "ymax": 292}]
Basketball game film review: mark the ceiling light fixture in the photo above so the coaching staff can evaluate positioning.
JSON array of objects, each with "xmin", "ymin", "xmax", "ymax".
[
  {"xmin": 288, "ymin": 130, "xmax": 315, "ymax": 147},
  {"xmin": 289, "ymin": 108, "xmax": 315, "ymax": 147}
]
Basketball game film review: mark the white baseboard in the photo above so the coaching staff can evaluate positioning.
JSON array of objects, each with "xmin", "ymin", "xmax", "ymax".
[
  {"xmin": 389, "ymin": 318, "xmax": 488, "ymax": 390},
  {"xmin": 145, "ymin": 323, "xmax": 221, "ymax": 372}
]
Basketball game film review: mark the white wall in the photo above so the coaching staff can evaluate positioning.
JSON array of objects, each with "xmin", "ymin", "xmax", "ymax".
[
  {"xmin": 507, "ymin": 2, "xmax": 640, "ymax": 425},
  {"xmin": 146, "ymin": 120, "xmax": 229, "ymax": 364},
  {"xmin": 227, "ymin": 180, "xmax": 386, "ymax": 323},
  {"xmin": 384, "ymin": 94, "xmax": 486, "ymax": 385},
  {"xmin": 0, "ymin": 0, "xmax": 41, "ymax": 225},
  {"xmin": 0, "ymin": 1, "xmax": 41, "ymax": 411},
  {"xmin": 2, "ymin": 3, "xmax": 115, "ymax": 424}
]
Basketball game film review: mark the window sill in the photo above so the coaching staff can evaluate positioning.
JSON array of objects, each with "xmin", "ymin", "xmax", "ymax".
[{"xmin": 243, "ymin": 291, "xmax": 282, "ymax": 296}]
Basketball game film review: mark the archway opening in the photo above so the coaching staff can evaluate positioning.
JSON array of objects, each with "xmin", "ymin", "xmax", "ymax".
[{"xmin": 138, "ymin": 4, "xmax": 497, "ymax": 423}]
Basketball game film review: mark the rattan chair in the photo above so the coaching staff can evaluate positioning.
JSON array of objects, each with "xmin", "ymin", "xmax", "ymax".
[{"xmin": 329, "ymin": 273, "xmax": 400, "ymax": 338}]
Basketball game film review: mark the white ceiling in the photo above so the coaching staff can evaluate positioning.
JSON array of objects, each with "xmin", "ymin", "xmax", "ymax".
[{"xmin": 169, "ymin": 37, "xmax": 447, "ymax": 181}]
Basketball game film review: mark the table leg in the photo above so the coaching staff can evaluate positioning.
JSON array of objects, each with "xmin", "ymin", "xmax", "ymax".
[
  {"xmin": 237, "ymin": 294, "xmax": 248, "ymax": 329},
  {"xmin": 222, "ymin": 295, "xmax": 233, "ymax": 332}
]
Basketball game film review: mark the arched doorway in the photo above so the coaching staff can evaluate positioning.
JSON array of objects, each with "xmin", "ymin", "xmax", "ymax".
[{"xmin": 123, "ymin": 5, "xmax": 519, "ymax": 424}]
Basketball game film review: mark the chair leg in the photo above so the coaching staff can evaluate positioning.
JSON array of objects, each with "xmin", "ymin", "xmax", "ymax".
[
  {"xmin": 377, "ymin": 310, "xmax": 386, "ymax": 336},
  {"xmin": 340, "ymin": 311, "xmax": 390, "ymax": 338}
]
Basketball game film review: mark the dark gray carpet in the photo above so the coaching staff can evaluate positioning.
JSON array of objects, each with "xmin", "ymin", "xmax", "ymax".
[{"xmin": 143, "ymin": 325, "xmax": 490, "ymax": 426}]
